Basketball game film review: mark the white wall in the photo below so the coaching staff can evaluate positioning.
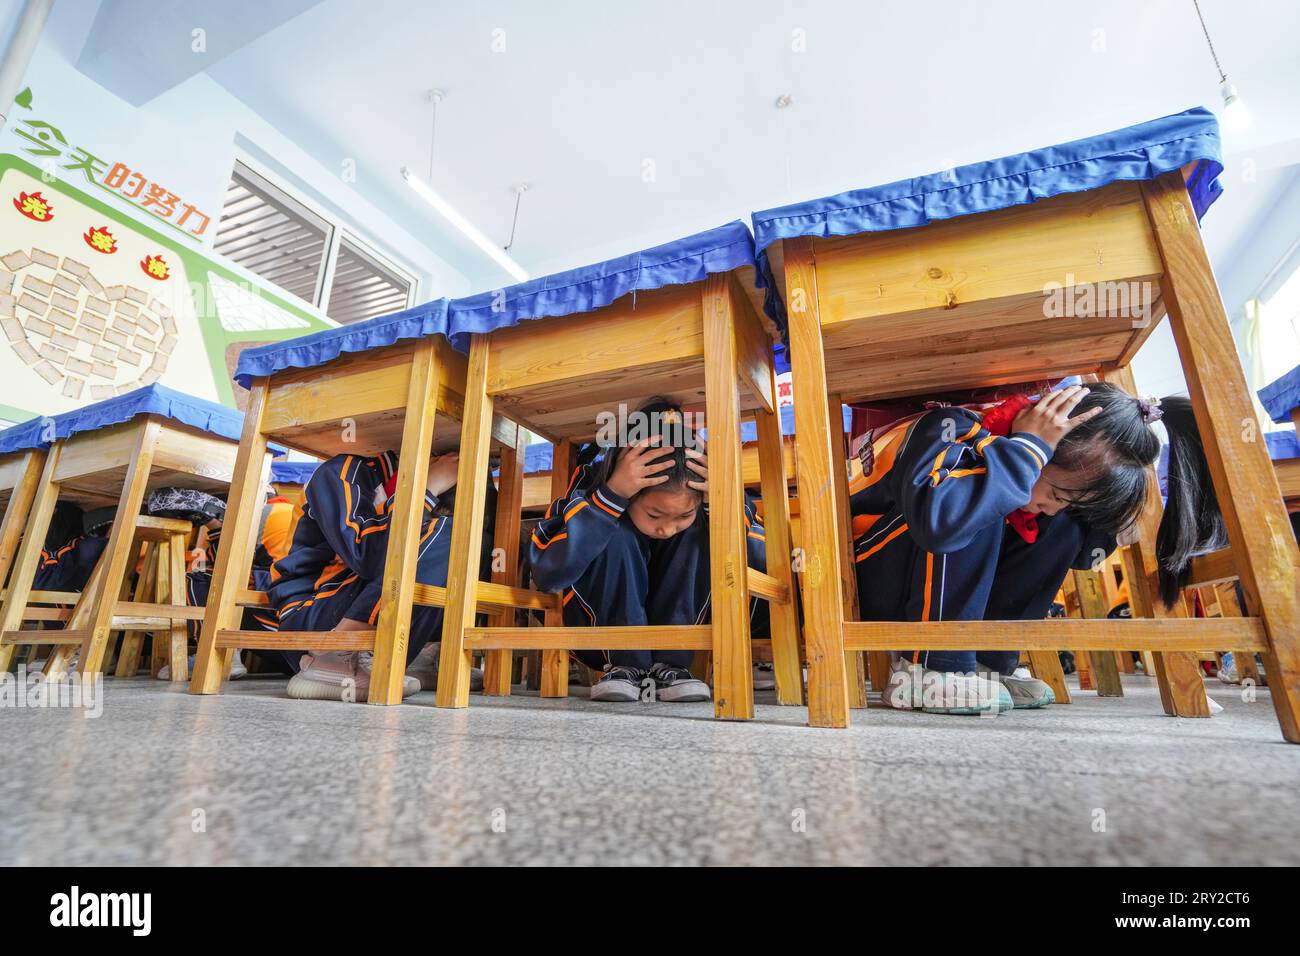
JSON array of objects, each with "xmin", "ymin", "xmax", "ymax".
[{"xmin": 2, "ymin": 0, "xmax": 471, "ymax": 308}]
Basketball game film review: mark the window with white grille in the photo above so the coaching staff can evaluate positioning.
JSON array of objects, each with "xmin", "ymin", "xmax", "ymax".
[{"xmin": 214, "ymin": 161, "xmax": 417, "ymax": 324}]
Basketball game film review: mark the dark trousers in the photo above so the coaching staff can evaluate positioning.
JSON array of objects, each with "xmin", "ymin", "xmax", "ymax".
[
  {"xmin": 565, "ymin": 518, "xmax": 769, "ymax": 671},
  {"xmin": 271, "ymin": 517, "xmax": 455, "ymax": 672},
  {"xmin": 854, "ymin": 510, "xmax": 1091, "ymax": 674}
]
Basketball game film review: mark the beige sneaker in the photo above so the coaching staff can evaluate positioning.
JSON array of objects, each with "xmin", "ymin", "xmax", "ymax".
[
  {"xmin": 885, "ymin": 659, "xmax": 1012, "ymax": 715},
  {"xmin": 287, "ymin": 651, "xmax": 419, "ymax": 702}
]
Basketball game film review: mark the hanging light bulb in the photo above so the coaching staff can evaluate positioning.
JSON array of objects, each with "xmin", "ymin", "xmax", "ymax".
[
  {"xmin": 1194, "ymin": 0, "xmax": 1250, "ymax": 134},
  {"xmin": 1219, "ymin": 78, "xmax": 1250, "ymax": 134}
]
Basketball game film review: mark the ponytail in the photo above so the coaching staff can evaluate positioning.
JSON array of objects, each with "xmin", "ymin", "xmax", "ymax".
[
  {"xmin": 1154, "ymin": 396, "xmax": 1226, "ymax": 607},
  {"xmin": 1050, "ymin": 385, "xmax": 1225, "ymax": 609}
]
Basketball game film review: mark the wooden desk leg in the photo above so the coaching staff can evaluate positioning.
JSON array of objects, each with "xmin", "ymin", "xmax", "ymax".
[
  {"xmin": 0, "ymin": 449, "xmax": 46, "ymax": 604},
  {"xmin": 827, "ymin": 394, "xmax": 866, "ymax": 709},
  {"xmin": 437, "ymin": 335, "xmax": 494, "ymax": 709},
  {"xmin": 703, "ymin": 273, "xmax": 753, "ymax": 720},
  {"xmin": 116, "ymin": 536, "xmax": 156, "ymax": 678},
  {"xmin": 0, "ymin": 445, "xmax": 62, "ymax": 673},
  {"xmin": 784, "ymin": 237, "xmax": 850, "ymax": 729},
  {"xmin": 754, "ymin": 387, "xmax": 803, "ymax": 705},
  {"xmin": 540, "ymin": 439, "xmax": 573, "ymax": 698},
  {"xmin": 483, "ymin": 426, "xmax": 525, "ymax": 696},
  {"xmin": 79, "ymin": 421, "xmax": 159, "ymax": 677},
  {"xmin": 192, "ymin": 383, "xmax": 271, "ymax": 695},
  {"xmin": 1144, "ymin": 172, "xmax": 1300, "ymax": 739},
  {"xmin": 1104, "ymin": 364, "xmax": 1209, "ymax": 718},
  {"xmin": 1027, "ymin": 650, "xmax": 1072, "ymax": 704},
  {"xmin": 1074, "ymin": 569, "xmax": 1123, "ymax": 697},
  {"xmin": 368, "ymin": 340, "xmax": 441, "ymax": 705}
]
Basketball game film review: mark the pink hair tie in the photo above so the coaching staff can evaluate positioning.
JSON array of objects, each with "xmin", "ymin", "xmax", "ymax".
[{"xmin": 1138, "ymin": 397, "xmax": 1163, "ymax": 424}]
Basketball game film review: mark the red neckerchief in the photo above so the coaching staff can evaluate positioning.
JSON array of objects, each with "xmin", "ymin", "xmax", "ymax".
[{"xmin": 980, "ymin": 395, "xmax": 1039, "ymax": 544}]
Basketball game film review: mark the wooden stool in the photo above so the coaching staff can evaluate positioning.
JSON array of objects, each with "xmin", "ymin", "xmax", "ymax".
[
  {"xmin": 189, "ymin": 303, "xmax": 525, "ymax": 704},
  {"xmin": 0, "ymin": 385, "xmax": 256, "ymax": 677},
  {"xmin": 434, "ymin": 222, "xmax": 801, "ymax": 719},
  {"xmin": 753, "ymin": 108, "xmax": 1299, "ymax": 737}
]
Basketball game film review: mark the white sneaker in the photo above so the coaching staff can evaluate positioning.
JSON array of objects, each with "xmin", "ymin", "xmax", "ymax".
[
  {"xmin": 1217, "ymin": 653, "xmax": 1241, "ymax": 685},
  {"xmin": 403, "ymin": 642, "xmax": 484, "ymax": 692},
  {"xmin": 884, "ymin": 659, "xmax": 1013, "ymax": 715},
  {"xmin": 287, "ymin": 650, "xmax": 419, "ymax": 702},
  {"xmin": 978, "ymin": 664, "xmax": 1055, "ymax": 709}
]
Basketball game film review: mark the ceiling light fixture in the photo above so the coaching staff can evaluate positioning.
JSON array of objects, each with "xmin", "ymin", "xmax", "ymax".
[
  {"xmin": 401, "ymin": 166, "xmax": 529, "ymax": 282},
  {"xmin": 1193, "ymin": 0, "xmax": 1249, "ymax": 134},
  {"xmin": 402, "ymin": 87, "xmax": 529, "ymax": 283}
]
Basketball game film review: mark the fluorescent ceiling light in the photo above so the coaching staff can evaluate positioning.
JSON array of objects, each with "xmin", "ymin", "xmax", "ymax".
[{"xmin": 401, "ymin": 166, "xmax": 529, "ymax": 282}]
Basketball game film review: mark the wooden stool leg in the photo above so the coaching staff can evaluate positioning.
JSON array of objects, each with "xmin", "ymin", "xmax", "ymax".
[
  {"xmin": 1215, "ymin": 582, "xmax": 1262, "ymax": 684},
  {"xmin": 116, "ymin": 537, "xmax": 156, "ymax": 677},
  {"xmin": 540, "ymin": 440, "xmax": 573, "ymax": 698},
  {"xmin": 701, "ymin": 273, "xmax": 753, "ymax": 720},
  {"xmin": 1075, "ymin": 646, "xmax": 1095, "ymax": 690},
  {"xmin": 867, "ymin": 652, "xmax": 894, "ymax": 691},
  {"xmin": 0, "ymin": 445, "xmax": 62, "ymax": 673},
  {"xmin": 754, "ymin": 386, "xmax": 802, "ymax": 706},
  {"xmin": 784, "ymin": 237, "xmax": 850, "ymax": 728},
  {"xmin": 192, "ymin": 384, "xmax": 271, "ymax": 694},
  {"xmin": 164, "ymin": 531, "xmax": 189, "ymax": 682},
  {"xmin": 483, "ymin": 426, "xmax": 525, "ymax": 696},
  {"xmin": 79, "ymin": 422, "xmax": 159, "ymax": 676},
  {"xmin": 1074, "ymin": 569, "xmax": 1123, "ymax": 697},
  {"xmin": 827, "ymin": 393, "xmax": 866, "ymax": 709},
  {"xmin": 688, "ymin": 651, "xmax": 712, "ymax": 683},
  {"xmin": 437, "ymin": 335, "xmax": 494, "ymax": 708},
  {"xmin": 1027, "ymin": 650, "xmax": 1072, "ymax": 704},
  {"xmin": 0, "ymin": 449, "xmax": 46, "ymax": 602},
  {"xmin": 368, "ymin": 340, "xmax": 441, "ymax": 705}
]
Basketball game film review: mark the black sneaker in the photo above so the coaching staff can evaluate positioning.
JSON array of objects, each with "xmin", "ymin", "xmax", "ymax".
[
  {"xmin": 590, "ymin": 665, "xmax": 645, "ymax": 702},
  {"xmin": 647, "ymin": 663, "xmax": 711, "ymax": 703}
]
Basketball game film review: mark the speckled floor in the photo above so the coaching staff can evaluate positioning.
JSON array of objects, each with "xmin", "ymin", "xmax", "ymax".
[{"xmin": 1, "ymin": 672, "xmax": 1296, "ymax": 865}]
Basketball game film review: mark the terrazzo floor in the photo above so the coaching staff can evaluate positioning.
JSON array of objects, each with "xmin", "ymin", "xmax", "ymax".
[{"xmin": 2, "ymin": 672, "xmax": 1297, "ymax": 865}]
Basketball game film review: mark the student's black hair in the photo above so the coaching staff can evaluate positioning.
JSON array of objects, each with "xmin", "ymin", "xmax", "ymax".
[
  {"xmin": 596, "ymin": 397, "xmax": 702, "ymax": 502},
  {"xmin": 1048, "ymin": 383, "xmax": 1224, "ymax": 608},
  {"xmin": 44, "ymin": 501, "xmax": 85, "ymax": 551}
]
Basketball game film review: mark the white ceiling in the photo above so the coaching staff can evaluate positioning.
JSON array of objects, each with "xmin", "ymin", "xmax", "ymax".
[{"xmin": 72, "ymin": 0, "xmax": 1300, "ymax": 290}]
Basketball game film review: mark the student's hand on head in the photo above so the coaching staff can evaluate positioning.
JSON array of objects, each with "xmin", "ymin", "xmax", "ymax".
[
  {"xmin": 426, "ymin": 452, "xmax": 459, "ymax": 498},
  {"xmin": 684, "ymin": 435, "xmax": 708, "ymax": 493},
  {"xmin": 606, "ymin": 436, "xmax": 675, "ymax": 499},
  {"xmin": 1010, "ymin": 385, "xmax": 1103, "ymax": 452}
]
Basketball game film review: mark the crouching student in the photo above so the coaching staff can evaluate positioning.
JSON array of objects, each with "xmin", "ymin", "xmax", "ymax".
[
  {"xmin": 528, "ymin": 400, "xmax": 769, "ymax": 704},
  {"xmin": 851, "ymin": 384, "xmax": 1222, "ymax": 716},
  {"xmin": 266, "ymin": 450, "xmax": 486, "ymax": 703},
  {"xmin": 33, "ymin": 505, "xmax": 111, "ymax": 596}
]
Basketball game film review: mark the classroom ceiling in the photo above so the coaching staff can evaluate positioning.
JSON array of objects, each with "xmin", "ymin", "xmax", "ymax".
[{"xmin": 68, "ymin": 0, "xmax": 1300, "ymax": 291}]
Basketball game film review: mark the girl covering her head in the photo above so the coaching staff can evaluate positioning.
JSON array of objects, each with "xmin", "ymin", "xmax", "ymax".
[{"xmin": 850, "ymin": 382, "xmax": 1223, "ymax": 715}]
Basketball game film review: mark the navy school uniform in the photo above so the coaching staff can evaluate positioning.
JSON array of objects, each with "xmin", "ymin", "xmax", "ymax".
[
  {"xmin": 264, "ymin": 451, "xmax": 495, "ymax": 670},
  {"xmin": 32, "ymin": 534, "xmax": 109, "ymax": 594},
  {"xmin": 527, "ymin": 449, "xmax": 770, "ymax": 671},
  {"xmin": 851, "ymin": 406, "xmax": 1115, "ymax": 673}
]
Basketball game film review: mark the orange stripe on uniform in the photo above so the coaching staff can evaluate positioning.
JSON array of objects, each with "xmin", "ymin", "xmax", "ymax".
[
  {"xmin": 531, "ymin": 531, "xmax": 567, "ymax": 551},
  {"xmin": 921, "ymin": 552, "xmax": 935, "ymax": 621},
  {"xmin": 854, "ymin": 522, "xmax": 909, "ymax": 562}
]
